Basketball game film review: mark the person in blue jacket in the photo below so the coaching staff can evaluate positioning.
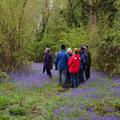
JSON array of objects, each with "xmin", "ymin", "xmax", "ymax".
[{"xmin": 56, "ymin": 44, "xmax": 69, "ymax": 88}]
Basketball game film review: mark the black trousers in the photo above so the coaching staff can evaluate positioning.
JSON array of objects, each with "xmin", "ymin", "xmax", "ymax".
[
  {"xmin": 85, "ymin": 65, "xmax": 91, "ymax": 80},
  {"xmin": 46, "ymin": 69, "xmax": 52, "ymax": 78},
  {"xmin": 66, "ymin": 71, "xmax": 71, "ymax": 86},
  {"xmin": 55, "ymin": 62, "xmax": 58, "ymax": 70}
]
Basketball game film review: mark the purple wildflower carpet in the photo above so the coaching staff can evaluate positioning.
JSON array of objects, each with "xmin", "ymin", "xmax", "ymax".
[
  {"xmin": 8, "ymin": 63, "xmax": 120, "ymax": 120},
  {"xmin": 9, "ymin": 63, "xmax": 120, "ymax": 88},
  {"xmin": 9, "ymin": 63, "xmax": 58, "ymax": 87}
]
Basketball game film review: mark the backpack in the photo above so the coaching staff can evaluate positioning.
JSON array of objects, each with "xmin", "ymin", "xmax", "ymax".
[{"xmin": 68, "ymin": 54, "xmax": 80, "ymax": 74}]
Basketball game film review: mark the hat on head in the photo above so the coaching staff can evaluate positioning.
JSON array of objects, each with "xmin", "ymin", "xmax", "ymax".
[{"xmin": 67, "ymin": 48, "xmax": 72, "ymax": 53}]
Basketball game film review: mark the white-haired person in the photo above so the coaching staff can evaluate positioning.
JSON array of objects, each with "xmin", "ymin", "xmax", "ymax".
[
  {"xmin": 66, "ymin": 48, "xmax": 73, "ymax": 87},
  {"xmin": 43, "ymin": 48, "xmax": 52, "ymax": 79}
]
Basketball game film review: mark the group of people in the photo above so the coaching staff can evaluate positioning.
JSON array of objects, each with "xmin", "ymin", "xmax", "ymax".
[{"xmin": 43, "ymin": 44, "xmax": 91, "ymax": 88}]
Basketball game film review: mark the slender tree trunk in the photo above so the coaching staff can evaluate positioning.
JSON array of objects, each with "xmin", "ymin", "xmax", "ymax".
[
  {"xmin": 89, "ymin": 0, "xmax": 97, "ymax": 40},
  {"xmin": 37, "ymin": 0, "xmax": 57, "ymax": 41},
  {"xmin": 92, "ymin": 7, "xmax": 97, "ymax": 32},
  {"xmin": 18, "ymin": 0, "xmax": 28, "ymax": 51}
]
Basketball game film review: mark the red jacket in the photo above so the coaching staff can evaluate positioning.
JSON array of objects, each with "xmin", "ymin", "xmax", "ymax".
[{"xmin": 68, "ymin": 54, "xmax": 80, "ymax": 74}]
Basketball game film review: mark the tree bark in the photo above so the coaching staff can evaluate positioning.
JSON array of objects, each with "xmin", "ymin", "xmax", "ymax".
[
  {"xmin": 88, "ymin": 0, "xmax": 97, "ymax": 41},
  {"xmin": 37, "ymin": 0, "xmax": 57, "ymax": 41},
  {"xmin": 89, "ymin": 0, "xmax": 97, "ymax": 32}
]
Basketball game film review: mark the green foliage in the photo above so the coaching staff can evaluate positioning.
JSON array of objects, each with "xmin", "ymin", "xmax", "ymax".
[
  {"xmin": 32, "ymin": 22, "xmax": 89, "ymax": 62},
  {"xmin": 88, "ymin": 97, "xmax": 120, "ymax": 116},
  {"xmin": 0, "ymin": 96, "xmax": 8, "ymax": 110},
  {"xmin": 9, "ymin": 106, "xmax": 26, "ymax": 116},
  {"xmin": 98, "ymin": 0, "xmax": 117, "ymax": 27},
  {"xmin": 0, "ymin": 70, "xmax": 10, "ymax": 82},
  {"xmin": 0, "ymin": 114, "xmax": 10, "ymax": 120},
  {"xmin": 0, "ymin": 0, "xmax": 42, "ymax": 69},
  {"xmin": 0, "ymin": 75, "xmax": 119, "ymax": 119},
  {"xmin": 0, "ymin": 0, "xmax": 120, "ymax": 75},
  {"xmin": 0, "ymin": 83, "xmax": 16, "ymax": 90},
  {"xmin": 0, "ymin": 94, "xmax": 22, "ymax": 110},
  {"xmin": 58, "ymin": 27, "xmax": 89, "ymax": 47},
  {"xmin": 30, "ymin": 39, "xmax": 55, "ymax": 62},
  {"xmin": 96, "ymin": 5, "xmax": 120, "ymax": 75},
  {"xmin": 97, "ymin": 40, "xmax": 120, "ymax": 74}
]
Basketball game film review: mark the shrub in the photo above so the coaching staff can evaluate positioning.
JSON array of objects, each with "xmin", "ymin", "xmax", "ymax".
[
  {"xmin": 9, "ymin": 106, "xmax": 26, "ymax": 116},
  {"xmin": 0, "ymin": 95, "xmax": 22, "ymax": 110},
  {"xmin": 31, "ymin": 27, "xmax": 89, "ymax": 62},
  {"xmin": 97, "ymin": 41, "xmax": 120, "ymax": 75},
  {"xmin": 0, "ymin": 96, "xmax": 8, "ymax": 110},
  {"xmin": 0, "ymin": 70, "xmax": 10, "ymax": 83},
  {"xmin": 0, "ymin": 114, "xmax": 10, "ymax": 120},
  {"xmin": 88, "ymin": 98, "xmax": 120, "ymax": 116}
]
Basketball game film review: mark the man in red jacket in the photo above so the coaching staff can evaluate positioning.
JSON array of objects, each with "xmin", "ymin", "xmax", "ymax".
[{"xmin": 68, "ymin": 48, "xmax": 80, "ymax": 88}]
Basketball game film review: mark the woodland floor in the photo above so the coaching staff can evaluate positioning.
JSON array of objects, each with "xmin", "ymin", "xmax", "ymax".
[{"xmin": 0, "ymin": 63, "xmax": 120, "ymax": 120}]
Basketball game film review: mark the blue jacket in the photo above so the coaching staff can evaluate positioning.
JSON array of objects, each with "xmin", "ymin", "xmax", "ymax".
[
  {"xmin": 57, "ymin": 50, "xmax": 68, "ymax": 70},
  {"xmin": 67, "ymin": 53, "xmax": 72, "ymax": 59}
]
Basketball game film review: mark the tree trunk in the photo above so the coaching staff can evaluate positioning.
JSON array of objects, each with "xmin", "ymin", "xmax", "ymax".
[{"xmin": 89, "ymin": 0, "xmax": 97, "ymax": 40}]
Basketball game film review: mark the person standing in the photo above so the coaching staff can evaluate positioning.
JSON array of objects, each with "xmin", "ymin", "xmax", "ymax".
[
  {"xmin": 68, "ymin": 48, "xmax": 80, "ymax": 88},
  {"xmin": 54, "ymin": 52, "xmax": 58, "ymax": 70},
  {"xmin": 56, "ymin": 45, "xmax": 68, "ymax": 88},
  {"xmin": 79, "ymin": 46, "xmax": 88, "ymax": 83},
  {"xmin": 84, "ymin": 45, "xmax": 91, "ymax": 80},
  {"xmin": 66, "ymin": 48, "xmax": 73, "ymax": 87},
  {"xmin": 43, "ymin": 48, "xmax": 52, "ymax": 79},
  {"xmin": 66, "ymin": 48, "xmax": 72, "ymax": 59}
]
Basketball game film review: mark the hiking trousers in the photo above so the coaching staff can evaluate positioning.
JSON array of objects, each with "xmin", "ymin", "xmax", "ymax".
[
  {"xmin": 58, "ymin": 69, "xmax": 67, "ymax": 87},
  {"xmin": 71, "ymin": 73, "xmax": 79, "ymax": 88},
  {"xmin": 85, "ymin": 65, "xmax": 91, "ymax": 80},
  {"xmin": 46, "ymin": 69, "xmax": 52, "ymax": 78}
]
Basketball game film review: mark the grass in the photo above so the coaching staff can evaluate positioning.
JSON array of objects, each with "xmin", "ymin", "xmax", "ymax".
[{"xmin": 0, "ymin": 76, "xmax": 120, "ymax": 120}]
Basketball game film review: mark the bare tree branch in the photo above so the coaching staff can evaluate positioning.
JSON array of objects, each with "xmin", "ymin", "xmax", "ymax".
[{"xmin": 37, "ymin": 0, "xmax": 57, "ymax": 41}]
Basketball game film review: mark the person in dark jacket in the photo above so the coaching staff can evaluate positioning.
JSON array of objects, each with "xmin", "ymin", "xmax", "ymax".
[
  {"xmin": 56, "ymin": 45, "xmax": 68, "ymax": 88},
  {"xmin": 79, "ymin": 46, "xmax": 88, "ymax": 83},
  {"xmin": 54, "ymin": 52, "xmax": 58, "ymax": 70},
  {"xmin": 43, "ymin": 48, "xmax": 52, "ymax": 78},
  {"xmin": 84, "ymin": 45, "xmax": 91, "ymax": 80}
]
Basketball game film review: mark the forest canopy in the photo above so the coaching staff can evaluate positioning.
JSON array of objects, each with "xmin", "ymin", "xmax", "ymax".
[{"xmin": 0, "ymin": 0, "xmax": 120, "ymax": 75}]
